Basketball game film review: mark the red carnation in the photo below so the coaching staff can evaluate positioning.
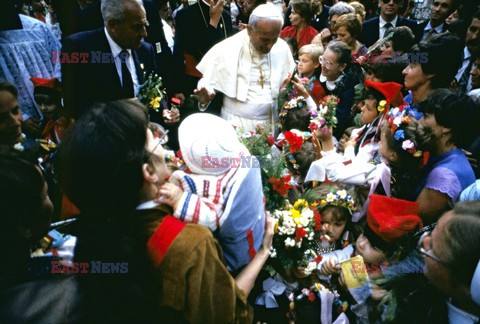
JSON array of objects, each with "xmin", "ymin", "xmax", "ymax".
[
  {"xmin": 314, "ymin": 211, "xmax": 322, "ymax": 231},
  {"xmin": 270, "ymin": 176, "xmax": 294, "ymax": 196},
  {"xmin": 309, "ymin": 122, "xmax": 319, "ymax": 132},
  {"xmin": 314, "ymin": 255, "xmax": 323, "ymax": 263},
  {"xmin": 284, "ymin": 131, "xmax": 303, "ymax": 153},
  {"xmin": 295, "ymin": 227, "xmax": 307, "ymax": 241}
]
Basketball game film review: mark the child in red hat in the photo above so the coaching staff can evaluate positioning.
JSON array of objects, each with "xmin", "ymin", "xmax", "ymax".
[
  {"xmin": 347, "ymin": 194, "xmax": 424, "ymax": 322},
  {"xmin": 30, "ymin": 77, "xmax": 71, "ymax": 146}
]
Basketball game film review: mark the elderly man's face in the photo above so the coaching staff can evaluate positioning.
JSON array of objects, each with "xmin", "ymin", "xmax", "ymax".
[
  {"xmin": 108, "ymin": 1, "xmax": 148, "ymax": 49},
  {"xmin": 247, "ymin": 19, "xmax": 282, "ymax": 54},
  {"xmin": 0, "ymin": 90, "xmax": 22, "ymax": 146}
]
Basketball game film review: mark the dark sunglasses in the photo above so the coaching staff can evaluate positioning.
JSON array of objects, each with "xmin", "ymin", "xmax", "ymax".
[{"xmin": 382, "ymin": 0, "xmax": 402, "ymax": 4}]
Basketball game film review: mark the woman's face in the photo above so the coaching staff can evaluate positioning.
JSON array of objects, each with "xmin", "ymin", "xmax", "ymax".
[
  {"xmin": 289, "ymin": 9, "xmax": 306, "ymax": 27},
  {"xmin": 355, "ymin": 233, "xmax": 387, "ymax": 264},
  {"xmin": 360, "ymin": 98, "xmax": 378, "ymax": 125},
  {"xmin": 320, "ymin": 209, "xmax": 346, "ymax": 242},
  {"xmin": 421, "ymin": 211, "xmax": 454, "ymax": 296},
  {"xmin": 380, "ymin": 40, "xmax": 394, "ymax": 57},
  {"xmin": 329, "ymin": 14, "xmax": 339, "ymax": 33},
  {"xmin": 445, "ymin": 9, "xmax": 459, "ymax": 25},
  {"xmin": 402, "ymin": 63, "xmax": 431, "ymax": 91},
  {"xmin": 320, "ymin": 48, "xmax": 344, "ymax": 81},
  {"xmin": 336, "ymin": 26, "xmax": 354, "ymax": 48},
  {"xmin": 145, "ymin": 128, "xmax": 169, "ymax": 185}
]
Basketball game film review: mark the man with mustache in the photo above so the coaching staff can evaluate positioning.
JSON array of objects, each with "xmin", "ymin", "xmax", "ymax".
[{"xmin": 455, "ymin": 10, "xmax": 480, "ymax": 92}]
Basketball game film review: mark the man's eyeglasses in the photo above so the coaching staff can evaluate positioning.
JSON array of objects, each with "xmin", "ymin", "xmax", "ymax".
[
  {"xmin": 147, "ymin": 122, "xmax": 169, "ymax": 157},
  {"xmin": 416, "ymin": 231, "xmax": 450, "ymax": 267}
]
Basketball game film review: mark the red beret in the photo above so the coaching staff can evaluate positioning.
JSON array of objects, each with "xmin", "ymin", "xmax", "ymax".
[
  {"xmin": 364, "ymin": 80, "xmax": 405, "ymax": 108},
  {"xmin": 30, "ymin": 77, "xmax": 61, "ymax": 92},
  {"xmin": 367, "ymin": 194, "xmax": 423, "ymax": 243}
]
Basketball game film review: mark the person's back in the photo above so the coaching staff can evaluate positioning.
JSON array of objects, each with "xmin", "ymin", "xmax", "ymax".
[{"xmin": 158, "ymin": 113, "xmax": 266, "ymax": 271}]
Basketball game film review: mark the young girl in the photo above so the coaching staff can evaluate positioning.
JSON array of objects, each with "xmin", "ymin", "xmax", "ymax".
[{"xmin": 376, "ymin": 105, "xmax": 435, "ymax": 201}]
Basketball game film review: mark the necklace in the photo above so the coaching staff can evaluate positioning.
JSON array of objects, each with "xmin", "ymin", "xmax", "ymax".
[
  {"xmin": 316, "ymin": 240, "xmax": 336, "ymax": 254},
  {"xmin": 249, "ymin": 43, "xmax": 271, "ymax": 89}
]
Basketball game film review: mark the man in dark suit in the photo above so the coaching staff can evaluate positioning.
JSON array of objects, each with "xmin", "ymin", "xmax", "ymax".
[
  {"xmin": 417, "ymin": 0, "xmax": 458, "ymax": 42},
  {"xmin": 62, "ymin": 0, "xmax": 157, "ymax": 118},
  {"xmin": 359, "ymin": 0, "xmax": 421, "ymax": 48},
  {"xmin": 173, "ymin": 0, "xmax": 233, "ymax": 97}
]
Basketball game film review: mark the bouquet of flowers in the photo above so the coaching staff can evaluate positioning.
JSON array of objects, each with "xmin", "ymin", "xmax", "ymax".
[
  {"xmin": 238, "ymin": 125, "xmax": 295, "ymax": 212},
  {"xmin": 269, "ymin": 199, "xmax": 323, "ymax": 275},
  {"xmin": 137, "ymin": 72, "xmax": 167, "ymax": 111},
  {"xmin": 309, "ymin": 95, "xmax": 340, "ymax": 134}
]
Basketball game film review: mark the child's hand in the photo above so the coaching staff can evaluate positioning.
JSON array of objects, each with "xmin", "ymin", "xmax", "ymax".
[
  {"xmin": 260, "ymin": 212, "xmax": 275, "ymax": 257},
  {"xmin": 321, "ymin": 257, "xmax": 340, "ymax": 275},
  {"xmin": 156, "ymin": 183, "xmax": 183, "ymax": 209},
  {"xmin": 291, "ymin": 77, "xmax": 310, "ymax": 99}
]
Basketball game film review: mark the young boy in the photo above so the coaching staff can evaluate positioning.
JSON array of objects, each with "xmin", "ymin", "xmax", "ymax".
[
  {"xmin": 157, "ymin": 113, "xmax": 266, "ymax": 271},
  {"xmin": 297, "ymin": 44, "xmax": 326, "ymax": 105}
]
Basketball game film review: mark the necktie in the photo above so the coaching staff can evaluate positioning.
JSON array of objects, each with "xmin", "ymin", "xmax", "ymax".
[
  {"xmin": 384, "ymin": 22, "xmax": 393, "ymax": 38},
  {"xmin": 460, "ymin": 58, "xmax": 474, "ymax": 91},
  {"xmin": 120, "ymin": 50, "xmax": 134, "ymax": 98},
  {"xmin": 424, "ymin": 29, "xmax": 435, "ymax": 42}
]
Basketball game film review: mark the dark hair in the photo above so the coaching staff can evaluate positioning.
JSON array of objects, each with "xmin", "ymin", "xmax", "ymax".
[
  {"xmin": 390, "ymin": 26, "xmax": 415, "ymax": 53},
  {"xmin": 287, "ymin": 140, "xmax": 317, "ymax": 181},
  {"xmin": 381, "ymin": 119, "xmax": 435, "ymax": 171},
  {"xmin": 58, "ymin": 100, "xmax": 159, "ymax": 322},
  {"xmin": 282, "ymin": 107, "xmax": 310, "ymax": 131},
  {"xmin": 363, "ymin": 59, "xmax": 407, "ymax": 84},
  {"xmin": 446, "ymin": 20, "xmax": 468, "ymax": 43},
  {"xmin": 59, "ymin": 100, "xmax": 149, "ymax": 214},
  {"xmin": 441, "ymin": 208, "xmax": 480, "ymax": 288},
  {"xmin": 418, "ymin": 88, "xmax": 480, "ymax": 149},
  {"xmin": 412, "ymin": 33, "xmax": 463, "ymax": 89},
  {"xmin": 0, "ymin": 146, "xmax": 46, "ymax": 248},
  {"xmin": 291, "ymin": 0, "xmax": 319, "ymax": 22},
  {"xmin": 0, "ymin": 79, "xmax": 18, "ymax": 97},
  {"xmin": 326, "ymin": 40, "xmax": 351, "ymax": 66},
  {"xmin": 342, "ymin": 126, "xmax": 355, "ymax": 138}
]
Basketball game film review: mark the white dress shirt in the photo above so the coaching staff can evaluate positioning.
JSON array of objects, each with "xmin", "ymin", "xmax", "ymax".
[
  {"xmin": 104, "ymin": 28, "xmax": 140, "ymax": 95},
  {"xmin": 421, "ymin": 21, "xmax": 444, "ymax": 41},
  {"xmin": 379, "ymin": 15, "xmax": 399, "ymax": 39}
]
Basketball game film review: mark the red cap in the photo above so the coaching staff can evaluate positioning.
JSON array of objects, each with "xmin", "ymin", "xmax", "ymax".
[
  {"xmin": 367, "ymin": 194, "xmax": 423, "ymax": 243},
  {"xmin": 364, "ymin": 80, "xmax": 404, "ymax": 108},
  {"xmin": 30, "ymin": 77, "xmax": 61, "ymax": 92}
]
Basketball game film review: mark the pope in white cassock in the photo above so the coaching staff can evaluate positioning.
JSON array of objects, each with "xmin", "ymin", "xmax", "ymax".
[{"xmin": 194, "ymin": 3, "xmax": 295, "ymax": 132}]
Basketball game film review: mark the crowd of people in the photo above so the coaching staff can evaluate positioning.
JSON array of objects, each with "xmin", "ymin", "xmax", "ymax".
[{"xmin": 1, "ymin": 0, "xmax": 480, "ymax": 322}]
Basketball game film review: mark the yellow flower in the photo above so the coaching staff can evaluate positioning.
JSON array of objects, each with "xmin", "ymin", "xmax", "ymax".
[
  {"xmin": 274, "ymin": 220, "xmax": 279, "ymax": 233},
  {"xmin": 413, "ymin": 150, "xmax": 423, "ymax": 157},
  {"xmin": 290, "ymin": 209, "xmax": 301, "ymax": 224},
  {"xmin": 377, "ymin": 100, "xmax": 386, "ymax": 112},
  {"xmin": 150, "ymin": 96, "xmax": 161, "ymax": 109},
  {"xmin": 294, "ymin": 199, "xmax": 308, "ymax": 210}
]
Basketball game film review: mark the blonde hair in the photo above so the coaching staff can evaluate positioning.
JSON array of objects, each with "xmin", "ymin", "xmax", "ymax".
[
  {"xmin": 349, "ymin": 1, "xmax": 366, "ymax": 20},
  {"xmin": 334, "ymin": 13, "xmax": 362, "ymax": 39},
  {"xmin": 298, "ymin": 44, "xmax": 324, "ymax": 62}
]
